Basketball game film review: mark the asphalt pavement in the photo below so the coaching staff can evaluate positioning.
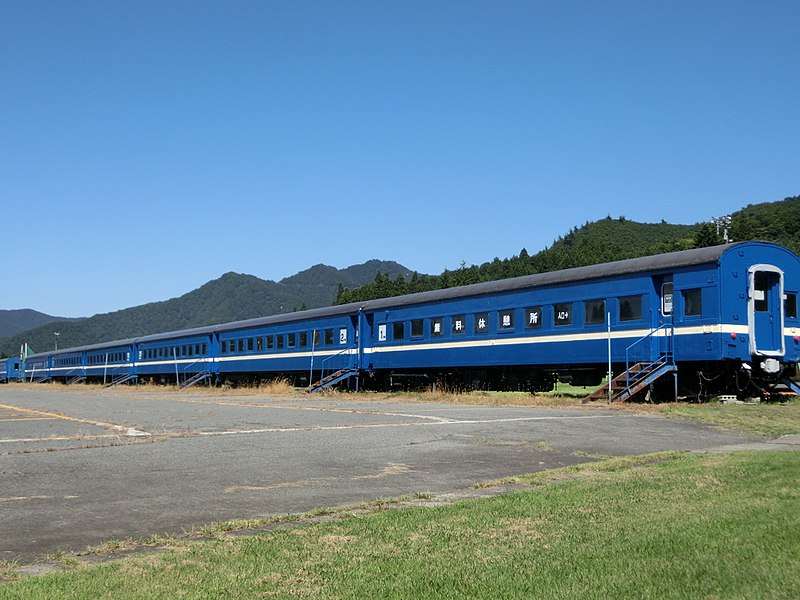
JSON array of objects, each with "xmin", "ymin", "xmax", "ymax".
[{"xmin": 0, "ymin": 385, "xmax": 766, "ymax": 563}]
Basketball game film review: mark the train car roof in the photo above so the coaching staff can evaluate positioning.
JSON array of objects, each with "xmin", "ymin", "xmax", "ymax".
[
  {"xmin": 24, "ymin": 241, "xmax": 784, "ymax": 356},
  {"xmin": 357, "ymin": 242, "xmax": 743, "ymax": 312},
  {"xmin": 196, "ymin": 242, "xmax": 747, "ymax": 334}
]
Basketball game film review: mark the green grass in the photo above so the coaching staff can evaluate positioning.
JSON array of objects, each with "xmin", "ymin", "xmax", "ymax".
[
  {"xmin": 392, "ymin": 387, "xmax": 800, "ymax": 437},
  {"xmin": 657, "ymin": 397, "xmax": 800, "ymax": 437},
  {"xmin": 3, "ymin": 451, "xmax": 798, "ymax": 599}
]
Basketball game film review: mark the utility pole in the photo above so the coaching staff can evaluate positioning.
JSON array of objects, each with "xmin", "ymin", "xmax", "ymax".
[{"xmin": 712, "ymin": 215, "xmax": 732, "ymax": 243}]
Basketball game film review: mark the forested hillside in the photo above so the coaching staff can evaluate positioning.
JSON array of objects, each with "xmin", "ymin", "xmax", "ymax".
[
  {"xmin": 336, "ymin": 218, "xmax": 699, "ymax": 303},
  {"xmin": 336, "ymin": 195, "xmax": 800, "ymax": 304},
  {"xmin": 730, "ymin": 196, "xmax": 800, "ymax": 253},
  {"xmin": 0, "ymin": 261, "xmax": 411, "ymax": 356},
  {"xmin": 0, "ymin": 309, "xmax": 79, "ymax": 343}
]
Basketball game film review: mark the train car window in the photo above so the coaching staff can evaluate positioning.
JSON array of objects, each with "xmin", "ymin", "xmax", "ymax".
[
  {"xmin": 411, "ymin": 320, "xmax": 424, "ymax": 338},
  {"xmin": 753, "ymin": 272, "xmax": 770, "ymax": 312},
  {"xmin": 554, "ymin": 303, "xmax": 573, "ymax": 326},
  {"xmin": 236, "ymin": 339, "xmax": 243, "ymax": 353},
  {"xmin": 202, "ymin": 343, "xmax": 207, "ymax": 355},
  {"xmin": 313, "ymin": 330, "xmax": 321, "ymax": 347},
  {"xmin": 661, "ymin": 283, "xmax": 674, "ymax": 316},
  {"xmin": 785, "ymin": 293, "xmax": 797, "ymax": 319},
  {"xmin": 475, "ymin": 313, "xmax": 489, "ymax": 334},
  {"xmin": 299, "ymin": 332, "xmax": 308, "ymax": 348},
  {"xmin": 452, "ymin": 315, "xmax": 466, "ymax": 334},
  {"xmin": 393, "ymin": 322, "xmax": 405, "ymax": 340},
  {"xmin": 188, "ymin": 346, "xmax": 194, "ymax": 357},
  {"xmin": 682, "ymin": 289, "xmax": 702, "ymax": 316},
  {"xmin": 257, "ymin": 337, "xmax": 264, "ymax": 351},
  {"xmin": 267, "ymin": 336, "xmax": 274, "ymax": 350},
  {"xmin": 288, "ymin": 333, "xmax": 296, "ymax": 348},
  {"xmin": 221, "ymin": 341, "xmax": 228, "ymax": 354},
  {"xmin": 277, "ymin": 335, "xmax": 285, "ymax": 349},
  {"xmin": 525, "ymin": 307, "xmax": 543, "ymax": 329},
  {"xmin": 247, "ymin": 338, "xmax": 254, "ymax": 352},
  {"xmin": 325, "ymin": 329, "xmax": 334, "ymax": 345},
  {"xmin": 499, "ymin": 310, "xmax": 514, "ymax": 330},
  {"xmin": 619, "ymin": 296, "xmax": 642, "ymax": 321},
  {"xmin": 585, "ymin": 300, "xmax": 606, "ymax": 325},
  {"xmin": 431, "ymin": 317, "xmax": 443, "ymax": 337}
]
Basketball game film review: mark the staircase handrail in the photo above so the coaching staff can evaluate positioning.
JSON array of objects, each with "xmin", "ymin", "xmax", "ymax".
[
  {"xmin": 183, "ymin": 357, "xmax": 209, "ymax": 376},
  {"xmin": 320, "ymin": 347, "xmax": 353, "ymax": 381},
  {"xmin": 178, "ymin": 357, "xmax": 210, "ymax": 388},
  {"xmin": 625, "ymin": 322, "xmax": 674, "ymax": 391}
]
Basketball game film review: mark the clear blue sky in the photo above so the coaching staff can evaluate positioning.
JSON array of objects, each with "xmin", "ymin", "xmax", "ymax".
[{"xmin": 3, "ymin": 1, "xmax": 799, "ymax": 317}]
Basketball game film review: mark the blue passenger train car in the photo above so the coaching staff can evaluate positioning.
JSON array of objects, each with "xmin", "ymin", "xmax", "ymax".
[
  {"xmin": 10, "ymin": 242, "xmax": 800, "ymax": 401},
  {"xmin": 136, "ymin": 328, "xmax": 215, "ymax": 385},
  {"xmin": 359, "ymin": 241, "xmax": 800, "ymax": 398},
  {"xmin": 0, "ymin": 356, "xmax": 21, "ymax": 382}
]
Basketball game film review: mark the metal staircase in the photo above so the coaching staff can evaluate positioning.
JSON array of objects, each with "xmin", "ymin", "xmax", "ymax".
[
  {"xmin": 307, "ymin": 344, "xmax": 360, "ymax": 394},
  {"xmin": 65, "ymin": 368, "xmax": 86, "ymax": 385},
  {"xmin": 307, "ymin": 368, "xmax": 359, "ymax": 393},
  {"xmin": 106, "ymin": 373, "xmax": 137, "ymax": 387},
  {"xmin": 181, "ymin": 371, "xmax": 213, "ymax": 389},
  {"xmin": 585, "ymin": 322, "xmax": 677, "ymax": 403},
  {"xmin": 586, "ymin": 357, "xmax": 677, "ymax": 403}
]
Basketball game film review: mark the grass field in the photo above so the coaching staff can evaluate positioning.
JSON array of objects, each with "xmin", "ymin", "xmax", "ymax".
[
  {"xmin": 1, "ymin": 451, "xmax": 798, "ymax": 599},
  {"xmin": 392, "ymin": 387, "xmax": 800, "ymax": 437}
]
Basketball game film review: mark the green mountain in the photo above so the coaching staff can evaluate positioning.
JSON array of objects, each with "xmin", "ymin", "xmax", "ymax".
[
  {"xmin": 336, "ymin": 195, "xmax": 800, "ymax": 304},
  {"xmin": 730, "ymin": 195, "xmax": 800, "ymax": 254},
  {"xmin": 0, "ymin": 261, "xmax": 412, "ymax": 355},
  {"xmin": 336, "ymin": 218, "xmax": 699, "ymax": 304},
  {"xmin": 0, "ymin": 309, "xmax": 80, "ymax": 345}
]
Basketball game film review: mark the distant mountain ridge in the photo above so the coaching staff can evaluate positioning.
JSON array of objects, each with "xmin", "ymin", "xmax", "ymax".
[
  {"xmin": 335, "ymin": 195, "xmax": 800, "ymax": 304},
  {"xmin": 0, "ymin": 309, "xmax": 79, "ymax": 344},
  {"xmin": 0, "ymin": 260, "xmax": 412, "ymax": 356}
]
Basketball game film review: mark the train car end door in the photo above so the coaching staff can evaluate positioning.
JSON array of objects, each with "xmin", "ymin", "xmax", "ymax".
[{"xmin": 748, "ymin": 265, "xmax": 785, "ymax": 358}]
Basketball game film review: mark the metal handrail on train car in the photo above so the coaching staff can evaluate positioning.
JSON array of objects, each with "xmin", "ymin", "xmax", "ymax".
[
  {"xmin": 624, "ymin": 322, "xmax": 675, "ymax": 393},
  {"xmin": 319, "ymin": 348, "xmax": 356, "ymax": 383},
  {"xmin": 65, "ymin": 367, "xmax": 86, "ymax": 385},
  {"xmin": 182, "ymin": 357, "xmax": 212, "ymax": 388}
]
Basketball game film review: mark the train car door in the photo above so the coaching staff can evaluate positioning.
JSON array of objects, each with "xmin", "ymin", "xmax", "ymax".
[
  {"xmin": 652, "ymin": 275, "xmax": 674, "ymax": 360},
  {"xmin": 748, "ymin": 265, "xmax": 785, "ymax": 357}
]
